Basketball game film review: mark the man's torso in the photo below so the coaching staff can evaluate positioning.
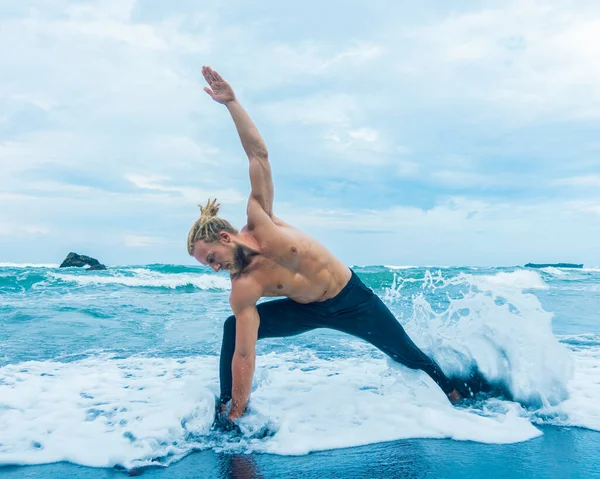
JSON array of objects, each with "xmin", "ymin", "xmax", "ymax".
[{"xmin": 232, "ymin": 215, "xmax": 351, "ymax": 304}]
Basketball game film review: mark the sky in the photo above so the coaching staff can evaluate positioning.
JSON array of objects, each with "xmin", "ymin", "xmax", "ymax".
[{"xmin": 0, "ymin": 0, "xmax": 599, "ymax": 266}]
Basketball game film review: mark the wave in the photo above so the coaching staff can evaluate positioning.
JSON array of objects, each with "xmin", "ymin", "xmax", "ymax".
[
  {"xmin": 49, "ymin": 269, "xmax": 231, "ymax": 290},
  {"xmin": 539, "ymin": 267, "xmax": 570, "ymax": 276},
  {"xmin": 0, "ymin": 266, "xmax": 230, "ymax": 292},
  {"xmin": 384, "ymin": 268, "xmax": 567, "ymax": 407},
  {"xmin": 383, "ymin": 265, "xmax": 419, "ymax": 270},
  {"xmin": 559, "ymin": 334, "xmax": 600, "ymax": 348},
  {"xmin": 0, "ymin": 263, "xmax": 59, "ymax": 268},
  {"xmin": 468, "ymin": 270, "xmax": 548, "ymax": 291}
]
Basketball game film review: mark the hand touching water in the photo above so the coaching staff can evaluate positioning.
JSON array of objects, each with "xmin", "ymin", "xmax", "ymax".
[{"xmin": 202, "ymin": 66, "xmax": 236, "ymax": 104}]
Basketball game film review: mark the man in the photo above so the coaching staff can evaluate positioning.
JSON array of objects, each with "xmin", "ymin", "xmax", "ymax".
[{"xmin": 188, "ymin": 66, "xmax": 462, "ymax": 428}]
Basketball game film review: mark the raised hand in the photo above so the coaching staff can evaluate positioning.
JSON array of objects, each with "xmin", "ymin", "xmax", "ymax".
[{"xmin": 202, "ymin": 66, "xmax": 236, "ymax": 104}]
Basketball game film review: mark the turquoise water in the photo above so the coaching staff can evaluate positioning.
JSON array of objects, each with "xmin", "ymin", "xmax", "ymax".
[{"xmin": 1, "ymin": 264, "xmax": 599, "ymax": 475}]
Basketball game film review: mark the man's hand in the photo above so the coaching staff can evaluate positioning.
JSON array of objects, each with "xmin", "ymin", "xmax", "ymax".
[
  {"xmin": 202, "ymin": 66, "xmax": 236, "ymax": 104},
  {"xmin": 214, "ymin": 411, "xmax": 242, "ymax": 434},
  {"xmin": 212, "ymin": 399, "xmax": 242, "ymax": 434},
  {"xmin": 228, "ymin": 404, "xmax": 246, "ymax": 421},
  {"xmin": 219, "ymin": 401, "xmax": 243, "ymax": 421}
]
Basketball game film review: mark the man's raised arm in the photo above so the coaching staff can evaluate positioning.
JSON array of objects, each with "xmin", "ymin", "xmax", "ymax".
[{"xmin": 202, "ymin": 66, "xmax": 274, "ymax": 217}]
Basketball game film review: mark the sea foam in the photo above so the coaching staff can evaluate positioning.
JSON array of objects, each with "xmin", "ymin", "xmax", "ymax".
[
  {"xmin": 48, "ymin": 269, "xmax": 231, "ymax": 290},
  {"xmin": 0, "ymin": 263, "xmax": 59, "ymax": 268},
  {"xmin": 0, "ymin": 352, "xmax": 542, "ymax": 470},
  {"xmin": 385, "ymin": 269, "xmax": 571, "ymax": 406}
]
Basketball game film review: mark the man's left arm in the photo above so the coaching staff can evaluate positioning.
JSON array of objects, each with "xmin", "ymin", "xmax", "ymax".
[{"xmin": 201, "ymin": 66, "xmax": 274, "ymax": 218}]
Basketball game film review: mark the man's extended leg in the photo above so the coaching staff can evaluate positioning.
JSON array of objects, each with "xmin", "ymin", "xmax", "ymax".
[
  {"xmin": 219, "ymin": 298, "xmax": 323, "ymax": 406},
  {"xmin": 337, "ymin": 295, "xmax": 454, "ymax": 394},
  {"xmin": 325, "ymin": 274, "xmax": 457, "ymax": 398}
]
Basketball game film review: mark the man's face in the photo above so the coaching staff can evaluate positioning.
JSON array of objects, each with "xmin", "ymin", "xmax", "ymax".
[{"xmin": 193, "ymin": 238, "xmax": 235, "ymax": 273}]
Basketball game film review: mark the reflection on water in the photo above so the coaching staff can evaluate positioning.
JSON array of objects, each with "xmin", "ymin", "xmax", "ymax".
[{"xmin": 218, "ymin": 454, "xmax": 263, "ymax": 479}]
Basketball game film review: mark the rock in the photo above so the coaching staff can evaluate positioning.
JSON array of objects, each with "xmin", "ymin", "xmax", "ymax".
[
  {"xmin": 59, "ymin": 252, "xmax": 107, "ymax": 270},
  {"xmin": 524, "ymin": 263, "xmax": 583, "ymax": 269}
]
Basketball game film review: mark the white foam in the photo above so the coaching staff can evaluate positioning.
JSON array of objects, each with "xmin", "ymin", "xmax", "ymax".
[
  {"xmin": 48, "ymin": 269, "xmax": 231, "ymax": 290},
  {"xmin": 0, "ymin": 263, "xmax": 59, "ymax": 268},
  {"xmin": 540, "ymin": 267, "xmax": 569, "ymax": 276},
  {"xmin": 0, "ymin": 356, "xmax": 217, "ymax": 469},
  {"xmin": 0, "ymin": 353, "xmax": 541, "ymax": 470},
  {"xmin": 384, "ymin": 269, "xmax": 570, "ymax": 406},
  {"xmin": 383, "ymin": 265, "xmax": 419, "ymax": 270},
  {"xmin": 469, "ymin": 270, "xmax": 548, "ymax": 291},
  {"xmin": 248, "ymin": 353, "xmax": 540, "ymax": 456},
  {"xmin": 544, "ymin": 345, "xmax": 600, "ymax": 431}
]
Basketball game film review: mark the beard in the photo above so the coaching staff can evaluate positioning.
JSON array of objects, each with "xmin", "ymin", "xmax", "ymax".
[{"xmin": 231, "ymin": 245, "xmax": 257, "ymax": 275}]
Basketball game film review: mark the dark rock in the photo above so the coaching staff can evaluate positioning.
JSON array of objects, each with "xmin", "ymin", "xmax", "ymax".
[
  {"xmin": 524, "ymin": 263, "xmax": 583, "ymax": 269},
  {"xmin": 59, "ymin": 252, "xmax": 107, "ymax": 270}
]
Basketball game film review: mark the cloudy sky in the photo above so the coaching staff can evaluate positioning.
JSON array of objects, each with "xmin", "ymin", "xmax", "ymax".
[{"xmin": 1, "ymin": 0, "xmax": 599, "ymax": 266}]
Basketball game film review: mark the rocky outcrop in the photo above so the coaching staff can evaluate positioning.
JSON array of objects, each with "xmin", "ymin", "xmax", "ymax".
[{"xmin": 59, "ymin": 252, "xmax": 107, "ymax": 270}]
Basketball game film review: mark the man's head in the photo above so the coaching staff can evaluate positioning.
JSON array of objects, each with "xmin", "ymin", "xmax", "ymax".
[{"xmin": 187, "ymin": 199, "xmax": 239, "ymax": 273}]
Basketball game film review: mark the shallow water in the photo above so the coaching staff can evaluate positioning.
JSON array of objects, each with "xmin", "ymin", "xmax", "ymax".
[{"xmin": 1, "ymin": 263, "xmax": 599, "ymax": 472}]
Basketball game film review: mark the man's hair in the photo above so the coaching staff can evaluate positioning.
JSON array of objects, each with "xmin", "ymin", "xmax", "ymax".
[{"xmin": 187, "ymin": 198, "xmax": 238, "ymax": 255}]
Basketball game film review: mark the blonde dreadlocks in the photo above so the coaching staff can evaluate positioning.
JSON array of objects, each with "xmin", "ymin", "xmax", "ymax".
[{"xmin": 187, "ymin": 199, "xmax": 238, "ymax": 255}]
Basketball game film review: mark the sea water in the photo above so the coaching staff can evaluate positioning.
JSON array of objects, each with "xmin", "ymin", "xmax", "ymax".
[{"xmin": 1, "ymin": 264, "xmax": 599, "ymax": 471}]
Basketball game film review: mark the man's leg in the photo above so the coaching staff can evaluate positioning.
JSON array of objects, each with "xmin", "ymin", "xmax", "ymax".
[
  {"xmin": 219, "ymin": 299, "xmax": 323, "ymax": 406},
  {"xmin": 331, "ymin": 288, "xmax": 456, "ymax": 397}
]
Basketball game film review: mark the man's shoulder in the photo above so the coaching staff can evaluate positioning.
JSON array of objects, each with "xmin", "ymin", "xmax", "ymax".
[{"xmin": 230, "ymin": 272, "xmax": 264, "ymax": 308}]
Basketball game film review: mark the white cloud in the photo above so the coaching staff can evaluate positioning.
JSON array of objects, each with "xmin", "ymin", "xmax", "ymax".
[
  {"xmin": 398, "ymin": 1, "xmax": 600, "ymax": 120},
  {"xmin": 567, "ymin": 201, "xmax": 600, "ymax": 215},
  {"xmin": 323, "ymin": 127, "xmax": 390, "ymax": 163},
  {"xmin": 145, "ymin": 136, "xmax": 219, "ymax": 163},
  {"xmin": 555, "ymin": 175, "xmax": 600, "ymax": 188},
  {"xmin": 260, "ymin": 94, "xmax": 359, "ymax": 126},
  {"xmin": 0, "ymin": 132, "xmax": 89, "ymax": 175},
  {"xmin": 125, "ymin": 174, "xmax": 246, "ymax": 204},
  {"xmin": 277, "ymin": 196, "xmax": 600, "ymax": 265},
  {"xmin": 0, "ymin": 223, "xmax": 50, "ymax": 237},
  {"xmin": 324, "ymin": 43, "xmax": 383, "ymax": 67},
  {"xmin": 396, "ymin": 160, "xmax": 420, "ymax": 178},
  {"xmin": 348, "ymin": 128, "xmax": 379, "ymax": 143},
  {"xmin": 430, "ymin": 171, "xmax": 496, "ymax": 189},
  {"xmin": 124, "ymin": 235, "xmax": 162, "ymax": 247}
]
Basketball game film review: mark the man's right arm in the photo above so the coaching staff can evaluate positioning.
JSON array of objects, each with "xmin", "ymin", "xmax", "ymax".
[
  {"xmin": 228, "ymin": 303, "xmax": 259, "ymax": 419},
  {"xmin": 227, "ymin": 278, "xmax": 263, "ymax": 420}
]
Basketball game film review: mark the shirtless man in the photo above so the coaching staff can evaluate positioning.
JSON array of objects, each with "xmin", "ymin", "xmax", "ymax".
[{"xmin": 188, "ymin": 66, "xmax": 461, "ymax": 428}]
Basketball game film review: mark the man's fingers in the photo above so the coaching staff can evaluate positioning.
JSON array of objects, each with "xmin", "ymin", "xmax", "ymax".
[
  {"xmin": 204, "ymin": 66, "xmax": 215, "ymax": 82},
  {"xmin": 202, "ymin": 66, "xmax": 214, "ymax": 84},
  {"xmin": 202, "ymin": 66, "xmax": 224, "ymax": 84},
  {"xmin": 204, "ymin": 87, "xmax": 214, "ymax": 97}
]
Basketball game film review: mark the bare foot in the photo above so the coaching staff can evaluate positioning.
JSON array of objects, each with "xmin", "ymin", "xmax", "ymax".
[{"xmin": 448, "ymin": 388, "xmax": 462, "ymax": 404}]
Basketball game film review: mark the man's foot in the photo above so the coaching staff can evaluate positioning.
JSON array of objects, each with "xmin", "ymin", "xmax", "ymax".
[{"xmin": 448, "ymin": 388, "xmax": 463, "ymax": 405}]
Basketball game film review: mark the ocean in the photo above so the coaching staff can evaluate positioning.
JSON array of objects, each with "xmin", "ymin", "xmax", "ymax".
[{"xmin": 1, "ymin": 263, "xmax": 599, "ymax": 478}]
